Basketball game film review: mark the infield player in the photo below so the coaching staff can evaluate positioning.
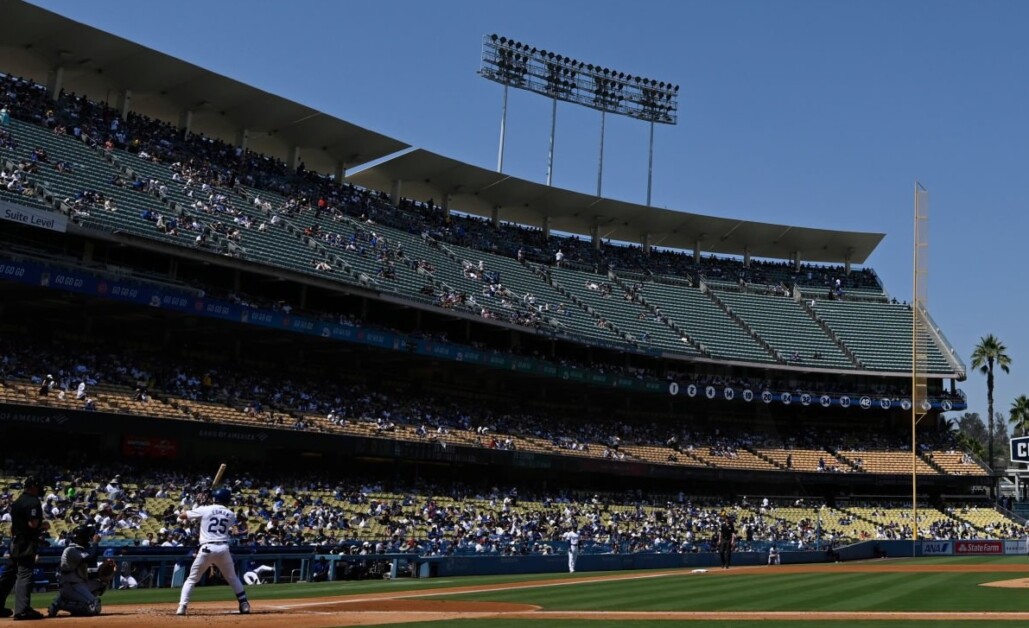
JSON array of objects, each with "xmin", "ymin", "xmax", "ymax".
[
  {"xmin": 562, "ymin": 528, "xmax": 580, "ymax": 573},
  {"xmin": 176, "ymin": 488, "xmax": 250, "ymax": 616},
  {"xmin": 716, "ymin": 513, "xmax": 736, "ymax": 570}
]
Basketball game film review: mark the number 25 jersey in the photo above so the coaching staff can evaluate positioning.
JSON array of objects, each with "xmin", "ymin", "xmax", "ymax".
[{"xmin": 186, "ymin": 505, "xmax": 236, "ymax": 544}]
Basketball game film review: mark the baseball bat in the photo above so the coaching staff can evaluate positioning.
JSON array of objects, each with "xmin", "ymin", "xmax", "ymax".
[{"xmin": 212, "ymin": 463, "xmax": 227, "ymax": 489}]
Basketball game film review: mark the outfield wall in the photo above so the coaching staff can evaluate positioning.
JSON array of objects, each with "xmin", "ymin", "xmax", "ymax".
[
  {"xmin": 29, "ymin": 539, "xmax": 1024, "ymax": 590},
  {"xmin": 422, "ymin": 550, "xmax": 831, "ymax": 577}
]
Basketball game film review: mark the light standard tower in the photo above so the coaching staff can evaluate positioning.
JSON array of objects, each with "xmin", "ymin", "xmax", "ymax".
[{"xmin": 479, "ymin": 34, "xmax": 679, "ymax": 203}]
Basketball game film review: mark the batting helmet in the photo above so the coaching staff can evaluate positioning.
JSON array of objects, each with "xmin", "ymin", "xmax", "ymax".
[
  {"xmin": 71, "ymin": 524, "xmax": 95, "ymax": 547},
  {"xmin": 212, "ymin": 488, "xmax": 231, "ymax": 505}
]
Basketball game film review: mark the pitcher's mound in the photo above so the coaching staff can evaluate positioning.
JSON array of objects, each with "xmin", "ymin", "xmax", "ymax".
[{"xmin": 982, "ymin": 578, "xmax": 1029, "ymax": 588}]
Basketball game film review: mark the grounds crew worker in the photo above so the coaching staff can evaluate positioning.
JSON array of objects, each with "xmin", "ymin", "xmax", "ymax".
[{"xmin": 0, "ymin": 476, "xmax": 49, "ymax": 620}]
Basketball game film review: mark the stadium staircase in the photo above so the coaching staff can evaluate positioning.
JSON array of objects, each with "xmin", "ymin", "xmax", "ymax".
[
  {"xmin": 832, "ymin": 449, "xmax": 939, "ymax": 475},
  {"xmin": 809, "ymin": 300, "xmax": 954, "ymax": 374},
  {"xmin": 926, "ymin": 451, "xmax": 988, "ymax": 476},
  {"xmin": 609, "ymin": 273, "xmax": 710, "ymax": 357},
  {"xmin": 795, "ymin": 293, "xmax": 864, "ymax": 369},
  {"xmin": 745, "ymin": 446, "xmax": 788, "ymax": 470},
  {"xmin": 701, "ymin": 283, "xmax": 781, "ymax": 364},
  {"xmin": 632, "ymin": 280, "xmax": 773, "ymax": 363},
  {"xmin": 919, "ymin": 453, "xmax": 948, "ymax": 476},
  {"xmin": 547, "ymin": 266, "xmax": 698, "ymax": 353},
  {"xmin": 520, "ymin": 262, "xmax": 633, "ymax": 347},
  {"xmin": 714, "ymin": 288, "xmax": 854, "ymax": 369}
]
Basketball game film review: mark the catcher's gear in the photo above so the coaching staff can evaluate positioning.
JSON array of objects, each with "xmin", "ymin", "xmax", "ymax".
[
  {"xmin": 71, "ymin": 524, "xmax": 95, "ymax": 548},
  {"xmin": 212, "ymin": 487, "xmax": 231, "ymax": 505},
  {"xmin": 49, "ymin": 596, "xmax": 101, "ymax": 617},
  {"xmin": 96, "ymin": 559, "xmax": 117, "ymax": 585}
]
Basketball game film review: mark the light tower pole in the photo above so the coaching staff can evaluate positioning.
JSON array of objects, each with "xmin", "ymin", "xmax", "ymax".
[{"xmin": 479, "ymin": 34, "xmax": 678, "ymax": 203}]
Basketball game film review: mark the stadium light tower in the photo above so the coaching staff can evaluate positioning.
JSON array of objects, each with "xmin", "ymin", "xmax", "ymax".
[{"xmin": 479, "ymin": 34, "xmax": 679, "ymax": 204}]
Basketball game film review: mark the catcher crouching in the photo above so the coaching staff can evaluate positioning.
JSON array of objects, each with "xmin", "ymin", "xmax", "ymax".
[{"xmin": 48, "ymin": 525, "xmax": 116, "ymax": 617}]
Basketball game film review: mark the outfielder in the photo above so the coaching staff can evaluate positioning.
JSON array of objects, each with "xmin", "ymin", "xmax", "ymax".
[
  {"xmin": 47, "ymin": 525, "xmax": 116, "ymax": 617},
  {"xmin": 176, "ymin": 488, "xmax": 250, "ymax": 616}
]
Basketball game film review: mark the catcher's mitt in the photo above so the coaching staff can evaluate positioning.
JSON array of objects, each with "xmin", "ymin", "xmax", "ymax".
[{"xmin": 96, "ymin": 559, "xmax": 117, "ymax": 584}]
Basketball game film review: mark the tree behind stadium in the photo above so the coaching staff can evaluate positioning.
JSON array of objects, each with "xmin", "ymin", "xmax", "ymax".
[{"xmin": 971, "ymin": 334, "xmax": 1011, "ymax": 493}]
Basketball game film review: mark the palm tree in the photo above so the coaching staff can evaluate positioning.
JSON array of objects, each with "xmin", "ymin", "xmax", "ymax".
[
  {"xmin": 971, "ymin": 334, "xmax": 1011, "ymax": 480},
  {"xmin": 1011, "ymin": 396, "xmax": 1029, "ymax": 436}
]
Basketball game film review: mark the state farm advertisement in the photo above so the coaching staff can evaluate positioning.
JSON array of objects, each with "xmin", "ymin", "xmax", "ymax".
[
  {"xmin": 122, "ymin": 434, "xmax": 179, "ymax": 459},
  {"xmin": 954, "ymin": 540, "xmax": 1003, "ymax": 555}
]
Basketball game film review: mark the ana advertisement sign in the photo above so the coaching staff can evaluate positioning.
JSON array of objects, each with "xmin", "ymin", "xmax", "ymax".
[{"xmin": 921, "ymin": 541, "xmax": 953, "ymax": 555}]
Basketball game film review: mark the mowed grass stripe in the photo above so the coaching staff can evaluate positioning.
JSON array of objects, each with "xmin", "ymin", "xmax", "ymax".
[
  {"xmin": 441, "ymin": 572, "xmax": 832, "ymax": 610},
  {"xmin": 89, "ymin": 569, "xmax": 649, "ymax": 606},
  {"xmin": 438, "ymin": 570, "xmax": 1029, "ymax": 612}
]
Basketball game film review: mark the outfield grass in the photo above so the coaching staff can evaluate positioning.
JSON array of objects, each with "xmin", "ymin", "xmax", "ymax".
[
  {"xmin": 26, "ymin": 568, "xmax": 633, "ymax": 606},
  {"xmin": 28, "ymin": 556, "xmax": 1029, "ymax": 627},
  {"xmin": 438, "ymin": 558, "xmax": 1029, "ymax": 612}
]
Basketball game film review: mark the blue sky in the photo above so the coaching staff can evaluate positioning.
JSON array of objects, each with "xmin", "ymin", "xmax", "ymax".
[{"xmin": 29, "ymin": 0, "xmax": 1029, "ymax": 426}]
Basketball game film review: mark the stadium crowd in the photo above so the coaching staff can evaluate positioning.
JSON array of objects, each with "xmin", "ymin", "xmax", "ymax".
[
  {"xmin": 0, "ymin": 72, "xmax": 1000, "ymax": 565},
  {"xmin": 0, "ymin": 72, "xmax": 882, "ymax": 297},
  {"xmin": 1, "ymin": 459, "xmax": 1018, "ymax": 559}
]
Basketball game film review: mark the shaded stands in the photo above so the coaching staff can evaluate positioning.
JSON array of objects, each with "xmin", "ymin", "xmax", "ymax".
[
  {"xmin": 0, "ymin": 176, "xmax": 52, "ymax": 211},
  {"xmin": 0, "ymin": 371, "xmax": 977, "ymax": 478},
  {"xmin": 1, "ymin": 121, "xmax": 196, "ymax": 250},
  {"xmin": 0, "ymin": 120, "xmax": 367, "ymax": 290}
]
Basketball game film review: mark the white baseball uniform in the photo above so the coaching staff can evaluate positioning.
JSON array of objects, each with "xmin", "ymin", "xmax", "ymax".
[
  {"xmin": 243, "ymin": 564, "xmax": 274, "ymax": 585},
  {"xmin": 177, "ymin": 504, "xmax": 247, "ymax": 610},
  {"xmin": 562, "ymin": 530, "xmax": 580, "ymax": 573}
]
